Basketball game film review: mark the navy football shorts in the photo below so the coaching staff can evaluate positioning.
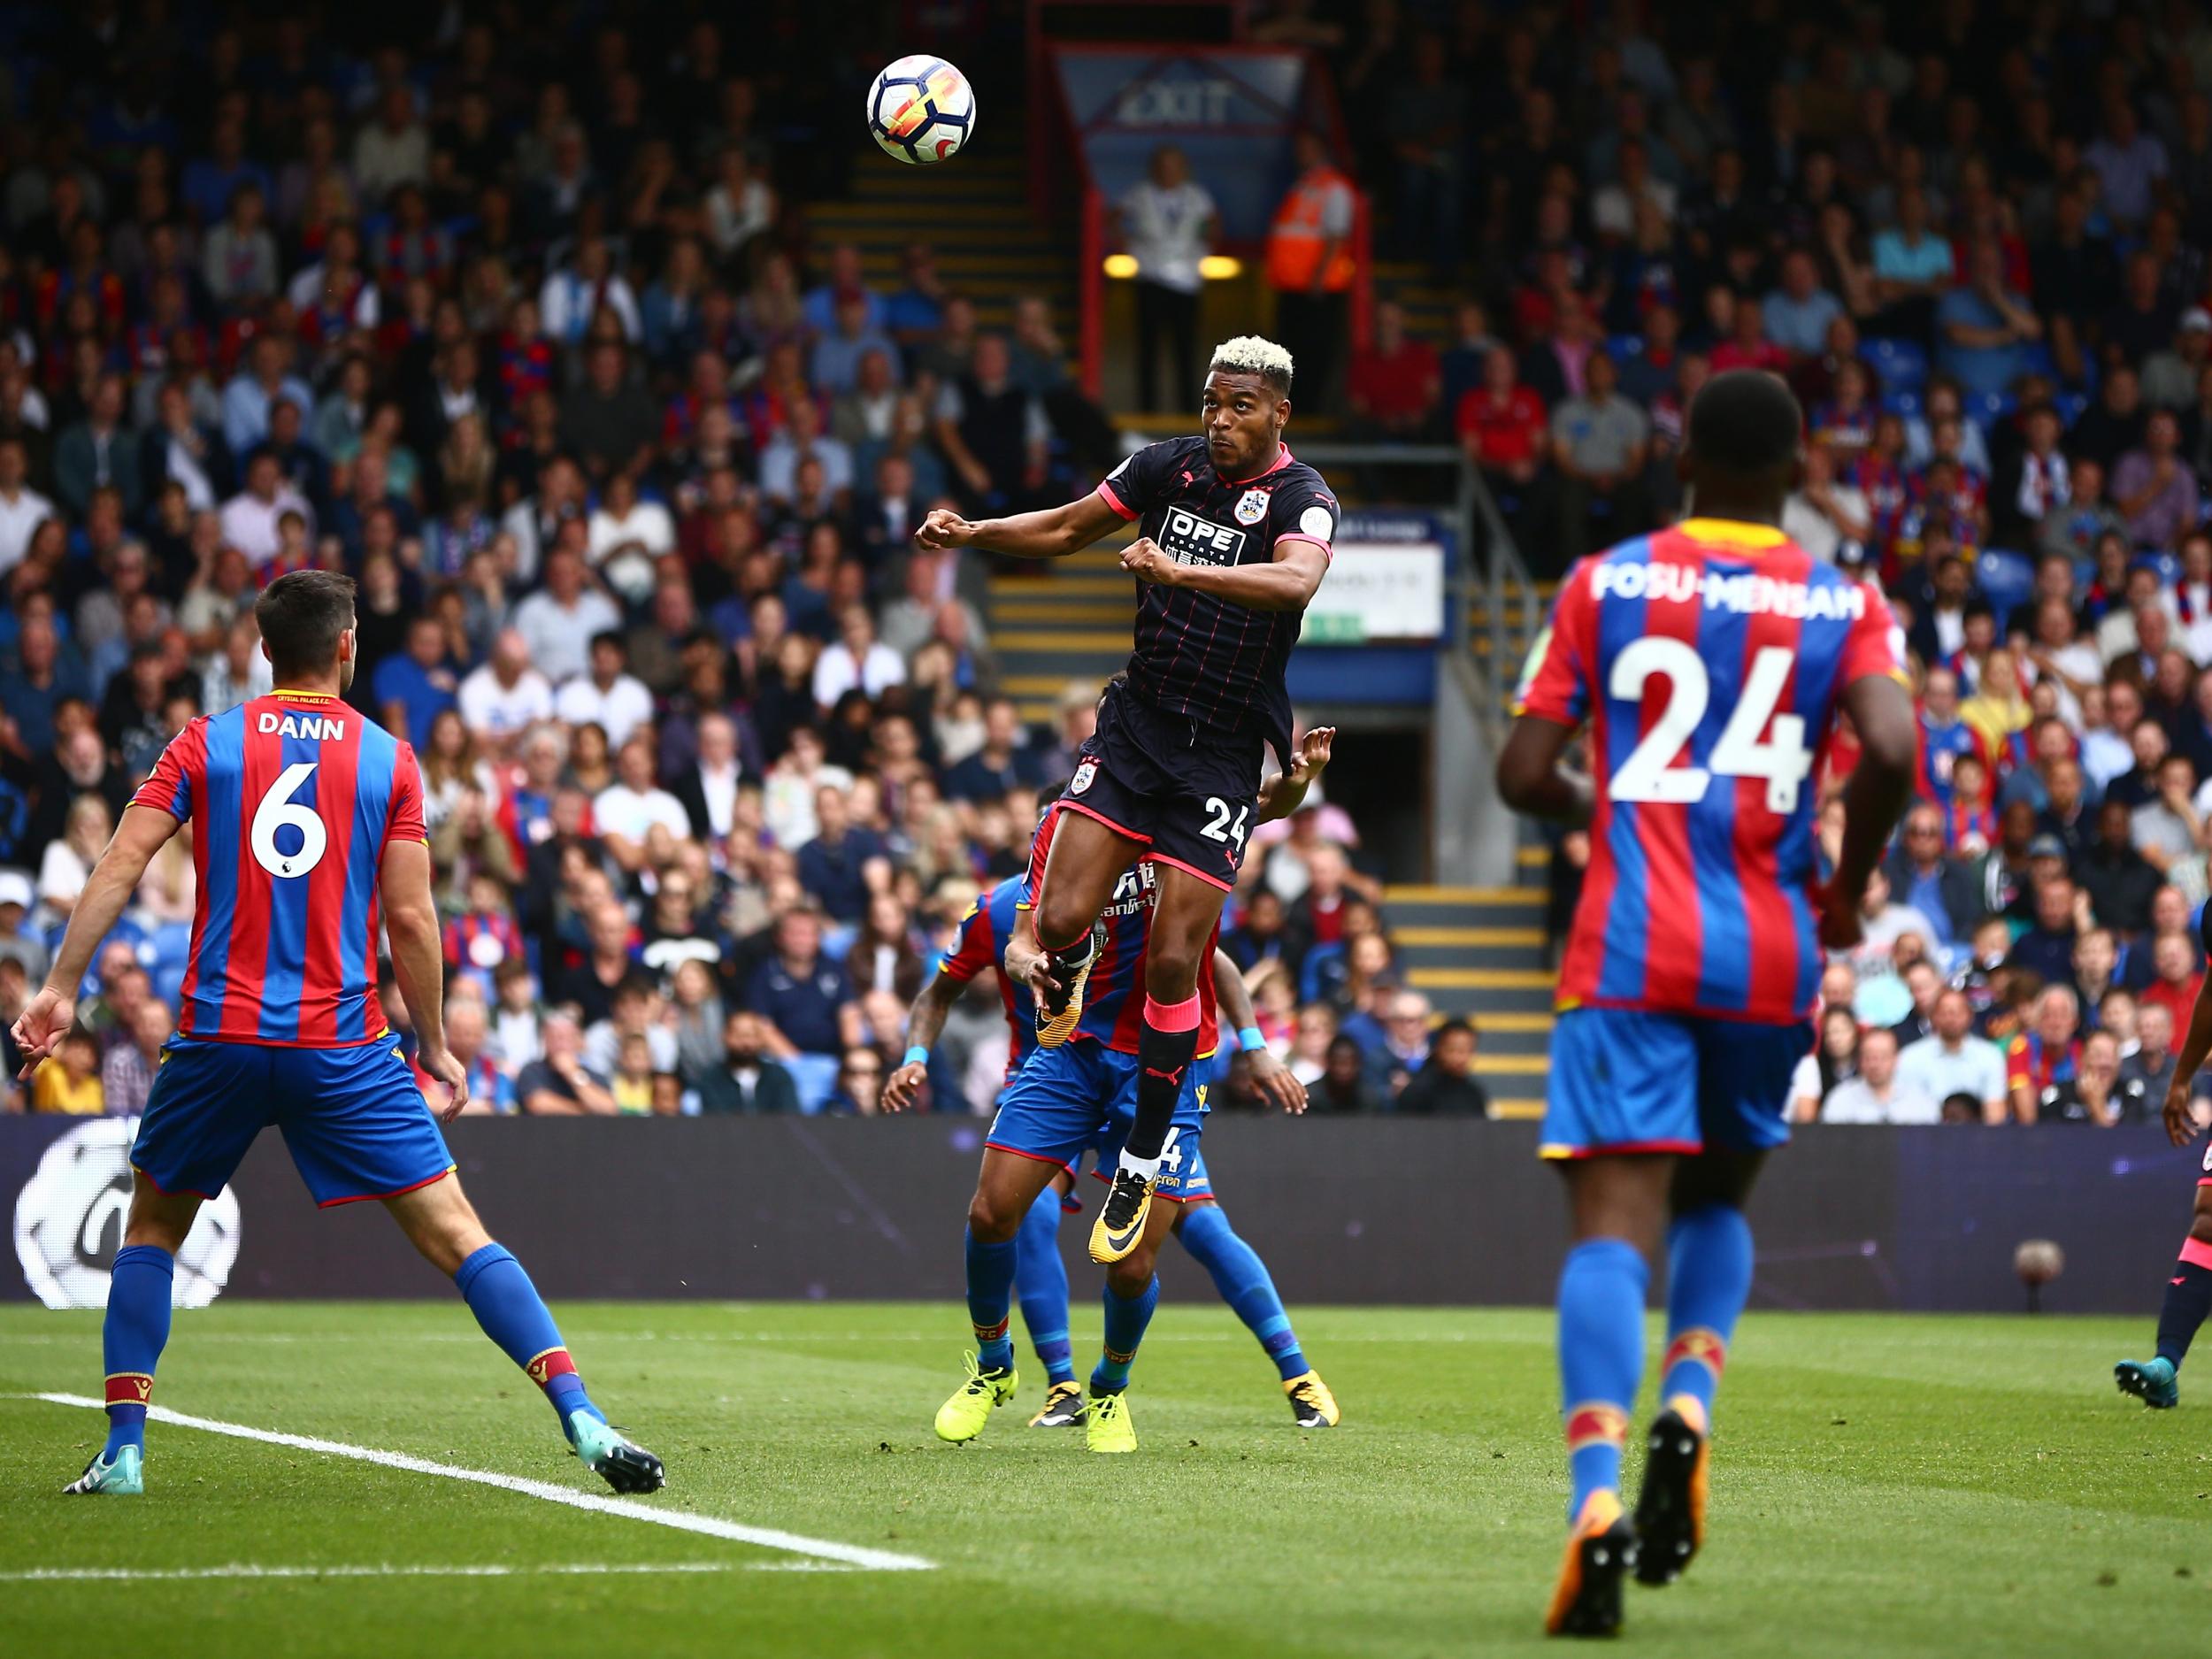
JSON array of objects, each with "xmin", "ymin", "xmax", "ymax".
[
  {"xmin": 132, "ymin": 1035, "xmax": 455, "ymax": 1207},
  {"xmin": 1058, "ymin": 679, "xmax": 1261, "ymax": 892}
]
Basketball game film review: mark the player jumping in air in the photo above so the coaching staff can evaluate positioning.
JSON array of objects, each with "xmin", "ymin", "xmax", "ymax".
[
  {"xmin": 885, "ymin": 731, "xmax": 1338, "ymax": 1451},
  {"xmin": 2114, "ymin": 900, "xmax": 2212, "ymax": 1409},
  {"xmin": 915, "ymin": 336, "xmax": 1337, "ymax": 1266},
  {"xmin": 19, "ymin": 570, "xmax": 663, "ymax": 1498},
  {"xmin": 1497, "ymin": 371, "xmax": 1916, "ymax": 1637}
]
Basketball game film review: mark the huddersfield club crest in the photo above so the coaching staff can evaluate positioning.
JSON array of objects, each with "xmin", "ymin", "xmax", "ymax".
[
  {"xmin": 1071, "ymin": 759, "xmax": 1098, "ymax": 795},
  {"xmin": 1233, "ymin": 488, "xmax": 1269, "ymax": 526}
]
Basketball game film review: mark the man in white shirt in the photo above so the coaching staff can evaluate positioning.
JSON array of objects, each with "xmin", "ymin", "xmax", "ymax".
[
  {"xmin": 1897, "ymin": 988, "xmax": 2009, "ymax": 1122},
  {"xmin": 810, "ymin": 605, "xmax": 907, "ymax": 710},
  {"xmin": 1118, "ymin": 145, "xmax": 1217, "ymax": 411},
  {"xmin": 554, "ymin": 631, "xmax": 656, "ymax": 749},
  {"xmin": 593, "ymin": 733, "xmax": 691, "ymax": 871},
  {"xmin": 0, "ymin": 437, "xmax": 54, "ymax": 577},
  {"xmin": 217, "ymin": 452, "xmax": 312, "ymax": 570},
  {"xmin": 458, "ymin": 626, "xmax": 555, "ymax": 756},
  {"xmin": 540, "ymin": 235, "xmax": 641, "ymax": 345},
  {"xmin": 1822, "ymin": 1026, "xmax": 1941, "ymax": 1124},
  {"xmin": 511, "ymin": 543, "xmax": 622, "ymax": 685}
]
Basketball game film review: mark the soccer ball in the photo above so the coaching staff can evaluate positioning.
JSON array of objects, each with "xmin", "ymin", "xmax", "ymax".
[{"xmin": 865, "ymin": 55, "xmax": 977, "ymax": 165}]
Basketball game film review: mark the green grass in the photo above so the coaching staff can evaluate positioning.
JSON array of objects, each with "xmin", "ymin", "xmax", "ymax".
[{"xmin": 2, "ymin": 1302, "xmax": 2208, "ymax": 1656}]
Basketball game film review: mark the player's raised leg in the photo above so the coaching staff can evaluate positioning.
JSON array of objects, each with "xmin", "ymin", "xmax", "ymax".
[
  {"xmin": 1090, "ymin": 864, "xmax": 1224, "ymax": 1263},
  {"xmin": 62, "ymin": 1174, "xmax": 201, "ymax": 1494},
  {"xmin": 1030, "ymin": 806, "xmax": 1141, "ymax": 1047},
  {"xmin": 1016, "ymin": 1178, "xmax": 1084, "ymax": 1426},
  {"xmin": 1174, "ymin": 1202, "xmax": 1336, "ymax": 1426},
  {"xmin": 938, "ymin": 1147, "xmax": 1061, "ymax": 1441},
  {"xmin": 2116, "ymin": 1182, "xmax": 2212, "ymax": 1409},
  {"xmin": 383, "ymin": 1172, "xmax": 663, "ymax": 1493}
]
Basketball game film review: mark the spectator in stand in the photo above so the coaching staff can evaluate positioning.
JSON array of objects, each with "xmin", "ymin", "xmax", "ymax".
[
  {"xmin": 942, "ymin": 696, "xmax": 1037, "ymax": 803},
  {"xmin": 1821, "ymin": 1026, "xmax": 1939, "ymax": 1124},
  {"xmin": 1457, "ymin": 345, "xmax": 1550, "ymax": 545},
  {"xmin": 1309, "ymin": 1034, "xmax": 1386, "ymax": 1113},
  {"xmin": 1393, "ymin": 1018, "xmax": 1491, "ymax": 1116},
  {"xmin": 1118, "ymin": 145, "xmax": 1217, "ymax": 413},
  {"xmin": 797, "ymin": 784, "xmax": 887, "ymax": 924},
  {"xmin": 2005, "ymin": 985, "xmax": 2082, "ymax": 1124},
  {"xmin": 695, "ymin": 1010, "xmax": 802, "ymax": 1115},
  {"xmin": 554, "ymin": 632, "xmax": 655, "ymax": 750},
  {"xmin": 2113, "ymin": 409, "xmax": 2200, "ymax": 550},
  {"xmin": 811, "ymin": 605, "xmax": 905, "ymax": 710},
  {"xmin": 2139, "ymin": 931, "xmax": 2205, "ymax": 1033},
  {"xmin": 373, "ymin": 613, "xmax": 460, "ymax": 749},
  {"xmin": 1265, "ymin": 129, "xmax": 1356, "ymax": 412},
  {"xmin": 1899, "ymin": 987, "xmax": 2010, "ymax": 1124},
  {"xmin": 1763, "ymin": 248, "xmax": 1845, "ymax": 358},
  {"xmin": 1347, "ymin": 301, "xmax": 1442, "ymax": 438},
  {"xmin": 1548, "ymin": 349, "xmax": 1651, "ymax": 560},
  {"xmin": 1789, "ymin": 1006, "xmax": 1863, "ymax": 1122},
  {"xmin": 517, "ymin": 1007, "xmax": 617, "ymax": 1116},
  {"xmin": 511, "ymin": 545, "xmax": 621, "ymax": 686}
]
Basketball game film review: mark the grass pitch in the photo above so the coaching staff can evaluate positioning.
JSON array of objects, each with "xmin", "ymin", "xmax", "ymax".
[{"xmin": 1, "ymin": 1301, "xmax": 2207, "ymax": 1657}]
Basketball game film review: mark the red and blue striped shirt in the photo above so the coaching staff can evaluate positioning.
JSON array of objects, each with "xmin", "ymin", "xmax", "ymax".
[
  {"xmin": 1515, "ymin": 520, "xmax": 1906, "ymax": 1024},
  {"xmin": 132, "ymin": 691, "xmax": 427, "ymax": 1047}
]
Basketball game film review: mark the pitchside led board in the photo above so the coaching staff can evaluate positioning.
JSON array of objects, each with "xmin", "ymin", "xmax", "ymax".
[{"xmin": 1048, "ymin": 46, "xmax": 1339, "ymax": 242}]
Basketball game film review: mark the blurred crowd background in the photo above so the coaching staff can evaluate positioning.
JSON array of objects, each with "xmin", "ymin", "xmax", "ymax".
[{"xmin": 2, "ymin": 1, "xmax": 2212, "ymax": 1128}]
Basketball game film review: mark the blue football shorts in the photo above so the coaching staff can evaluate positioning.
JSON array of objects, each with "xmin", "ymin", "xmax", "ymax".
[
  {"xmin": 1540, "ymin": 1007, "xmax": 1814, "ymax": 1161},
  {"xmin": 987, "ymin": 1041, "xmax": 1214, "ymax": 1202},
  {"xmin": 131, "ymin": 1034, "xmax": 456, "ymax": 1208}
]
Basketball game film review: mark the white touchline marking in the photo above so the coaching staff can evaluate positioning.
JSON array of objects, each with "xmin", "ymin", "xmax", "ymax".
[
  {"xmin": 0, "ymin": 1563, "xmax": 773, "ymax": 1583},
  {"xmin": 27, "ymin": 1394, "xmax": 933, "ymax": 1573}
]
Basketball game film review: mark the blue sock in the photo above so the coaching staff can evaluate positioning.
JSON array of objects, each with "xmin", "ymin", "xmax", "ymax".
[
  {"xmin": 1661, "ymin": 1203, "xmax": 1755, "ymax": 1424},
  {"xmin": 1178, "ymin": 1202, "xmax": 1308, "ymax": 1381},
  {"xmin": 964, "ymin": 1226, "xmax": 1018, "ymax": 1373},
  {"xmin": 101, "ymin": 1244, "xmax": 174, "ymax": 1460},
  {"xmin": 454, "ymin": 1243, "xmax": 602, "ymax": 1436},
  {"xmin": 1014, "ymin": 1188, "xmax": 1075, "ymax": 1386},
  {"xmin": 1558, "ymin": 1237, "xmax": 1648, "ymax": 1522},
  {"xmin": 1090, "ymin": 1274, "xmax": 1160, "ymax": 1394}
]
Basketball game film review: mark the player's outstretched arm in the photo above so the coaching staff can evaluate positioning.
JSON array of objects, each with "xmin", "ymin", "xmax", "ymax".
[
  {"xmin": 914, "ymin": 489, "xmax": 1125, "ymax": 562},
  {"xmin": 381, "ymin": 837, "xmax": 469, "ymax": 1122},
  {"xmin": 12, "ymin": 804, "xmax": 177, "ymax": 1075},
  {"xmin": 1494, "ymin": 715, "xmax": 1594, "ymax": 828},
  {"xmin": 1257, "ymin": 726, "xmax": 1336, "ymax": 823},
  {"xmin": 884, "ymin": 970, "xmax": 964, "ymax": 1112},
  {"xmin": 1123, "ymin": 534, "xmax": 1327, "ymax": 612},
  {"xmin": 1820, "ymin": 673, "xmax": 1919, "ymax": 950},
  {"xmin": 1214, "ymin": 948, "xmax": 1304, "ymax": 1114}
]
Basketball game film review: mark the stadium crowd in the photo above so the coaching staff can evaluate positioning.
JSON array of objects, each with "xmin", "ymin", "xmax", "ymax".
[
  {"xmin": 8, "ymin": 4, "xmax": 2212, "ymax": 1128},
  {"xmin": 1365, "ymin": 0, "xmax": 2212, "ymax": 1125},
  {"xmin": 0, "ymin": 8, "xmax": 1488, "ymax": 1121}
]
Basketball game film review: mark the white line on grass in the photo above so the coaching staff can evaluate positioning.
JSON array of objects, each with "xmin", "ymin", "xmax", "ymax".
[
  {"xmin": 25, "ymin": 1394, "xmax": 933, "ymax": 1573},
  {"xmin": 0, "ymin": 1563, "xmax": 826, "ymax": 1583}
]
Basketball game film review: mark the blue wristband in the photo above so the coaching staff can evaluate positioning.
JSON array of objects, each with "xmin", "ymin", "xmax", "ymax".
[
  {"xmin": 902, "ymin": 1045, "xmax": 930, "ymax": 1068},
  {"xmin": 1238, "ymin": 1025, "xmax": 1266, "ymax": 1054}
]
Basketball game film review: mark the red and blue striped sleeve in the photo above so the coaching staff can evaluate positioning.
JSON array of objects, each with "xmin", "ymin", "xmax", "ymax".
[
  {"xmin": 1839, "ymin": 585, "xmax": 1909, "ymax": 688},
  {"xmin": 383, "ymin": 741, "xmax": 427, "ymax": 848},
  {"xmin": 131, "ymin": 718, "xmax": 206, "ymax": 821},
  {"xmin": 940, "ymin": 899, "xmax": 998, "ymax": 983},
  {"xmin": 1513, "ymin": 560, "xmax": 1596, "ymax": 726}
]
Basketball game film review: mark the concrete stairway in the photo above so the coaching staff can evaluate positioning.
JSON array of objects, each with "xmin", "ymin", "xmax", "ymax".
[{"xmin": 806, "ymin": 117, "xmax": 1074, "ymax": 335}]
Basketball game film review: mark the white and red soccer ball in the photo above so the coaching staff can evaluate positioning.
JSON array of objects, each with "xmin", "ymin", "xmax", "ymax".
[{"xmin": 866, "ymin": 56, "xmax": 977, "ymax": 165}]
